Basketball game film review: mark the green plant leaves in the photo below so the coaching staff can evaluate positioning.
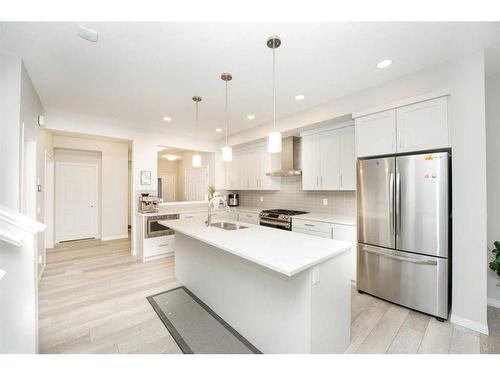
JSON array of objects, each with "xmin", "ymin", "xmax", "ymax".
[{"xmin": 490, "ymin": 242, "xmax": 500, "ymax": 278}]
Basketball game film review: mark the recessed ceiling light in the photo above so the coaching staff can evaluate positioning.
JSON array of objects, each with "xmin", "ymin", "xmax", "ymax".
[
  {"xmin": 77, "ymin": 26, "xmax": 98, "ymax": 43},
  {"xmin": 163, "ymin": 116, "xmax": 172, "ymax": 122},
  {"xmin": 377, "ymin": 59, "xmax": 392, "ymax": 69},
  {"xmin": 246, "ymin": 115, "xmax": 255, "ymax": 120},
  {"xmin": 215, "ymin": 128, "xmax": 223, "ymax": 133},
  {"xmin": 295, "ymin": 94, "xmax": 305, "ymax": 101}
]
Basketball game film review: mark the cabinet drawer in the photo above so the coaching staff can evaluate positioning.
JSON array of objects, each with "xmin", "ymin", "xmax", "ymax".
[
  {"xmin": 238, "ymin": 211, "xmax": 260, "ymax": 224},
  {"xmin": 144, "ymin": 235, "xmax": 175, "ymax": 257},
  {"xmin": 292, "ymin": 227, "xmax": 332, "ymax": 238},
  {"xmin": 179, "ymin": 212, "xmax": 205, "ymax": 219},
  {"xmin": 292, "ymin": 218, "xmax": 332, "ymax": 234}
]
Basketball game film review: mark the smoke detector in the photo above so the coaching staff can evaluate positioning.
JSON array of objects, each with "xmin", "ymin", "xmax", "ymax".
[{"xmin": 77, "ymin": 26, "xmax": 98, "ymax": 43}]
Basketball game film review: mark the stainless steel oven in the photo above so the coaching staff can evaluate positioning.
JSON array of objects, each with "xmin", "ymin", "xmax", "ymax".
[
  {"xmin": 259, "ymin": 209, "xmax": 308, "ymax": 231},
  {"xmin": 146, "ymin": 214, "xmax": 179, "ymax": 238}
]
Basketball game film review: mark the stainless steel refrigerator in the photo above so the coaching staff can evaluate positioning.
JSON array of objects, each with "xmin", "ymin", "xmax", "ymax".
[{"xmin": 356, "ymin": 151, "xmax": 450, "ymax": 320}]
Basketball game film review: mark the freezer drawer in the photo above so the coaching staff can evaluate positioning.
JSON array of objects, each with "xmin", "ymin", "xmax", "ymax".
[{"xmin": 357, "ymin": 244, "xmax": 449, "ymax": 319}]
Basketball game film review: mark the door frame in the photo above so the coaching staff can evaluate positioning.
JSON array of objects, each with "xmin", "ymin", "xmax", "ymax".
[
  {"xmin": 44, "ymin": 151, "xmax": 54, "ymax": 265},
  {"xmin": 55, "ymin": 162, "xmax": 99, "ymax": 243}
]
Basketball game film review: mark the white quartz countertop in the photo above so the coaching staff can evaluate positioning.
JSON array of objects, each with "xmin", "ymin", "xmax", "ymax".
[
  {"xmin": 160, "ymin": 218, "xmax": 352, "ymax": 277},
  {"xmin": 293, "ymin": 213, "xmax": 356, "ymax": 226}
]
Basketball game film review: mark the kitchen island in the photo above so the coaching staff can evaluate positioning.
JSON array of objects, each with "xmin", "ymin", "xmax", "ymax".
[{"xmin": 160, "ymin": 217, "xmax": 353, "ymax": 354}]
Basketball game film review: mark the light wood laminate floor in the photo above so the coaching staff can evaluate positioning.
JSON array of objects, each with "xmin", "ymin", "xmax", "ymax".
[{"xmin": 39, "ymin": 237, "xmax": 500, "ymax": 354}]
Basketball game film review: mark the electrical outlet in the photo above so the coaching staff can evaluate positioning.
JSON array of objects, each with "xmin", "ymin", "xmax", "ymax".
[
  {"xmin": 322, "ymin": 198, "xmax": 328, "ymax": 206},
  {"xmin": 260, "ymin": 196, "xmax": 264, "ymax": 202}
]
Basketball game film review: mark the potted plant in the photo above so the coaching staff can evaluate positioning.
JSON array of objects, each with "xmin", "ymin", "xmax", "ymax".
[{"xmin": 489, "ymin": 241, "xmax": 500, "ymax": 286}]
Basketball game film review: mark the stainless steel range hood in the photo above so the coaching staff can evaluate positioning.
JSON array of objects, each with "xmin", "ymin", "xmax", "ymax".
[{"xmin": 266, "ymin": 136, "xmax": 302, "ymax": 177}]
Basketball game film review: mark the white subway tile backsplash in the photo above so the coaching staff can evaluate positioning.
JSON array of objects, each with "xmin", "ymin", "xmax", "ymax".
[{"xmin": 230, "ymin": 176, "xmax": 356, "ymax": 217}]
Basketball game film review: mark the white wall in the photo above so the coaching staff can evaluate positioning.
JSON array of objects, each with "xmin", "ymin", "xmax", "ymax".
[
  {"xmin": 0, "ymin": 53, "xmax": 22, "ymax": 211},
  {"xmin": 54, "ymin": 149, "xmax": 102, "ymax": 239},
  {"xmin": 20, "ymin": 63, "xmax": 53, "ymax": 277},
  {"xmin": 53, "ymin": 135, "xmax": 128, "ymax": 241},
  {"xmin": 222, "ymin": 51, "xmax": 489, "ymax": 333},
  {"xmin": 486, "ymin": 72, "xmax": 500, "ymax": 305}
]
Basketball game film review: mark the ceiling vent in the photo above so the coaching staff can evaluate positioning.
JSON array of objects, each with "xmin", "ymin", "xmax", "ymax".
[{"xmin": 77, "ymin": 26, "xmax": 98, "ymax": 43}]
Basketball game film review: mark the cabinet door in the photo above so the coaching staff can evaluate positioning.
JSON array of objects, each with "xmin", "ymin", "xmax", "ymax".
[
  {"xmin": 355, "ymin": 109, "xmax": 397, "ymax": 157},
  {"xmin": 338, "ymin": 126, "xmax": 356, "ymax": 190},
  {"xmin": 396, "ymin": 97, "xmax": 448, "ymax": 153},
  {"xmin": 301, "ymin": 133, "xmax": 320, "ymax": 190},
  {"xmin": 331, "ymin": 224, "xmax": 357, "ymax": 282},
  {"xmin": 319, "ymin": 130, "xmax": 340, "ymax": 190}
]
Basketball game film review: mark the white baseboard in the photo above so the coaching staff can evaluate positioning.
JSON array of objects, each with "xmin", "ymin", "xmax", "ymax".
[
  {"xmin": 38, "ymin": 264, "xmax": 45, "ymax": 283},
  {"xmin": 450, "ymin": 314, "xmax": 489, "ymax": 335},
  {"xmin": 488, "ymin": 297, "xmax": 500, "ymax": 309},
  {"xmin": 101, "ymin": 234, "xmax": 128, "ymax": 241}
]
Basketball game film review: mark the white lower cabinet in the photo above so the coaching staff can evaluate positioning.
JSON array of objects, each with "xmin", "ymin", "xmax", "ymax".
[{"xmin": 292, "ymin": 217, "xmax": 357, "ymax": 281}]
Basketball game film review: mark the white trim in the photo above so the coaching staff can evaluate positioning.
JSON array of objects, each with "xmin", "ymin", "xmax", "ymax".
[
  {"xmin": 300, "ymin": 120, "xmax": 354, "ymax": 137},
  {"xmin": 101, "ymin": 234, "xmax": 129, "ymax": 241},
  {"xmin": 488, "ymin": 297, "xmax": 500, "ymax": 309},
  {"xmin": 37, "ymin": 264, "xmax": 45, "ymax": 283},
  {"xmin": 0, "ymin": 204, "xmax": 46, "ymax": 234},
  {"xmin": 352, "ymin": 88, "xmax": 451, "ymax": 119},
  {"xmin": 44, "ymin": 151, "xmax": 54, "ymax": 270},
  {"xmin": 450, "ymin": 314, "xmax": 489, "ymax": 335},
  {"xmin": 0, "ymin": 228, "xmax": 23, "ymax": 247}
]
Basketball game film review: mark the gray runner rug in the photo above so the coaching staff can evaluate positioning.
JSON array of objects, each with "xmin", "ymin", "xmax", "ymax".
[{"xmin": 147, "ymin": 287, "xmax": 261, "ymax": 354}]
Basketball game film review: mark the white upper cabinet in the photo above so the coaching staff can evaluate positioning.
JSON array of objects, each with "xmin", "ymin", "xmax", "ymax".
[
  {"xmin": 301, "ymin": 124, "xmax": 355, "ymax": 191},
  {"xmin": 355, "ymin": 95, "xmax": 449, "ymax": 157},
  {"xmin": 301, "ymin": 133, "xmax": 321, "ymax": 190},
  {"xmin": 338, "ymin": 126, "xmax": 356, "ymax": 190},
  {"xmin": 355, "ymin": 109, "xmax": 396, "ymax": 157},
  {"xmin": 396, "ymin": 96, "xmax": 448, "ymax": 153},
  {"xmin": 215, "ymin": 142, "xmax": 281, "ymax": 191}
]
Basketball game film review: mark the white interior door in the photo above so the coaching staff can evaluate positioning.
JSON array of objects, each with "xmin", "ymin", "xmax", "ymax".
[
  {"xmin": 56, "ymin": 163, "xmax": 98, "ymax": 242},
  {"xmin": 160, "ymin": 173, "xmax": 176, "ymax": 202},
  {"xmin": 184, "ymin": 166, "xmax": 209, "ymax": 201}
]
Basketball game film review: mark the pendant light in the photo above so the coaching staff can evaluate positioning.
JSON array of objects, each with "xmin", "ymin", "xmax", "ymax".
[
  {"xmin": 221, "ymin": 72, "xmax": 233, "ymax": 162},
  {"xmin": 192, "ymin": 95, "xmax": 202, "ymax": 167},
  {"xmin": 267, "ymin": 36, "xmax": 282, "ymax": 153}
]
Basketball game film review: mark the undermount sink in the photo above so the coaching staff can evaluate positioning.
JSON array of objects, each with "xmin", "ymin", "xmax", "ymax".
[{"xmin": 210, "ymin": 221, "xmax": 248, "ymax": 231}]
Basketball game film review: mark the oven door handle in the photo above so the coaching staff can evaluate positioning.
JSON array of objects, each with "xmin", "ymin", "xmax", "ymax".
[{"xmin": 259, "ymin": 218, "xmax": 290, "ymax": 229}]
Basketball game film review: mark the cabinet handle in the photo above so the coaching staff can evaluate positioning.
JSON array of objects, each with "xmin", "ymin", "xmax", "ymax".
[
  {"xmin": 184, "ymin": 215, "xmax": 193, "ymax": 218},
  {"xmin": 332, "ymin": 229, "xmax": 335, "ymax": 238},
  {"xmin": 304, "ymin": 223, "xmax": 315, "ymax": 227},
  {"xmin": 320, "ymin": 176, "xmax": 323, "ymax": 187},
  {"xmin": 392, "ymin": 132, "xmax": 395, "ymax": 150},
  {"xmin": 340, "ymin": 174, "xmax": 343, "ymax": 188},
  {"xmin": 316, "ymin": 176, "xmax": 319, "ymax": 187},
  {"xmin": 398, "ymin": 131, "xmax": 402, "ymax": 148},
  {"xmin": 159, "ymin": 244, "xmax": 170, "ymax": 248}
]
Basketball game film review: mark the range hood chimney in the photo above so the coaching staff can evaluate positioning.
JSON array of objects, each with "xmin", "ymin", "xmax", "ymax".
[{"xmin": 266, "ymin": 136, "xmax": 302, "ymax": 177}]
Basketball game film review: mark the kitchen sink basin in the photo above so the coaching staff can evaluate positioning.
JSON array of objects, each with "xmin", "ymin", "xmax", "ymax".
[{"xmin": 210, "ymin": 221, "xmax": 248, "ymax": 230}]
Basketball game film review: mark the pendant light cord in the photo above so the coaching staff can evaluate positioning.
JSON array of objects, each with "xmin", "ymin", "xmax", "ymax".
[
  {"xmin": 225, "ymin": 80, "xmax": 229, "ymax": 146},
  {"xmin": 195, "ymin": 100, "xmax": 199, "ymax": 155},
  {"xmin": 273, "ymin": 45, "xmax": 276, "ymax": 130}
]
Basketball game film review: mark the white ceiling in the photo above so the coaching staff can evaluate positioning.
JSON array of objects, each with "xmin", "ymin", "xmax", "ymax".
[{"xmin": 1, "ymin": 22, "xmax": 499, "ymax": 141}]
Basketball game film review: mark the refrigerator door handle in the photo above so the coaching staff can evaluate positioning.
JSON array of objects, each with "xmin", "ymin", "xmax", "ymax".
[
  {"xmin": 363, "ymin": 247, "xmax": 438, "ymax": 266},
  {"xmin": 389, "ymin": 173, "xmax": 394, "ymax": 234},
  {"xmin": 396, "ymin": 172, "xmax": 401, "ymax": 235}
]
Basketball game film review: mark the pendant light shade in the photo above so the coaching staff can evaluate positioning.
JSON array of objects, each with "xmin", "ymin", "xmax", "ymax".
[
  {"xmin": 267, "ymin": 36, "xmax": 282, "ymax": 154},
  {"xmin": 221, "ymin": 146, "xmax": 232, "ymax": 162},
  {"xmin": 192, "ymin": 154, "xmax": 202, "ymax": 167},
  {"xmin": 192, "ymin": 95, "xmax": 202, "ymax": 167},
  {"xmin": 267, "ymin": 131, "xmax": 282, "ymax": 153},
  {"xmin": 221, "ymin": 72, "xmax": 233, "ymax": 162}
]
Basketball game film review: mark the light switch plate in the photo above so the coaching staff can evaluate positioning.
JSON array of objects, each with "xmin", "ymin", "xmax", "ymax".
[
  {"xmin": 260, "ymin": 196, "xmax": 264, "ymax": 202},
  {"xmin": 322, "ymin": 198, "xmax": 328, "ymax": 206},
  {"xmin": 38, "ymin": 255, "xmax": 43, "ymax": 264}
]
